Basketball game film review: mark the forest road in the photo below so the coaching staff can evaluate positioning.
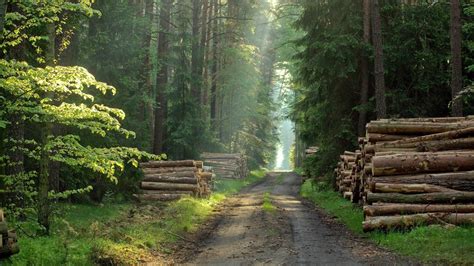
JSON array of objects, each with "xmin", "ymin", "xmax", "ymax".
[{"xmin": 179, "ymin": 171, "xmax": 410, "ymax": 265}]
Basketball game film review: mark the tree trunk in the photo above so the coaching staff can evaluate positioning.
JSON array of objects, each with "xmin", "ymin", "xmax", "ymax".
[
  {"xmin": 142, "ymin": 0, "xmax": 154, "ymax": 130},
  {"xmin": 364, "ymin": 203, "xmax": 474, "ymax": 216},
  {"xmin": 358, "ymin": 0, "xmax": 370, "ymax": 136},
  {"xmin": 142, "ymin": 167, "xmax": 197, "ymax": 174},
  {"xmin": 140, "ymin": 160, "xmax": 197, "ymax": 168},
  {"xmin": 0, "ymin": 0, "xmax": 7, "ymax": 38},
  {"xmin": 140, "ymin": 182, "xmax": 197, "ymax": 191},
  {"xmin": 371, "ymin": 0, "xmax": 386, "ymax": 119},
  {"xmin": 450, "ymin": 0, "xmax": 463, "ymax": 116},
  {"xmin": 367, "ymin": 133, "xmax": 415, "ymax": 143},
  {"xmin": 153, "ymin": 0, "xmax": 172, "ymax": 154},
  {"xmin": 370, "ymin": 171, "xmax": 474, "ymax": 191},
  {"xmin": 200, "ymin": 0, "xmax": 209, "ymax": 106},
  {"xmin": 38, "ymin": 22, "xmax": 56, "ymax": 235},
  {"xmin": 210, "ymin": 0, "xmax": 219, "ymax": 130},
  {"xmin": 384, "ymin": 127, "xmax": 474, "ymax": 145},
  {"xmin": 363, "ymin": 213, "xmax": 474, "ymax": 232},
  {"xmin": 142, "ymin": 175, "xmax": 198, "ymax": 184},
  {"xmin": 191, "ymin": 0, "xmax": 202, "ymax": 104},
  {"xmin": 372, "ymin": 151, "xmax": 474, "ymax": 176},
  {"xmin": 143, "ymin": 171, "xmax": 197, "ymax": 177},
  {"xmin": 366, "ymin": 191, "xmax": 474, "ymax": 204},
  {"xmin": 367, "ymin": 121, "xmax": 474, "ymax": 135},
  {"xmin": 371, "ymin": 183, "xmax": 457, "ymax": 194}
]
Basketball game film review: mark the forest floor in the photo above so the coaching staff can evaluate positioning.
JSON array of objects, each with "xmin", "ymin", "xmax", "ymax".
[{"xmin": 172, "ymin": 171, "xmax": 409, "ymax": 265}]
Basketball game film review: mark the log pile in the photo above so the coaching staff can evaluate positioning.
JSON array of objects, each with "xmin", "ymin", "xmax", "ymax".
[
  {"xmin": 0, "ymin": 210, "xmax": 19, "ymax": 258},
  {"xmin": 201, "ymin": 153, "xmax": 248, "ymax": 179},
  {"xmin": 134, "ymin": 160, "xmax": 212, "ymax": 201},
  {"xmin": 334, "ymin": 116, "xmax": 474, "ymax": 231}
]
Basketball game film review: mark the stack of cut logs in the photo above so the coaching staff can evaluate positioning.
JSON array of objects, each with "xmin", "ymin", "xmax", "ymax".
[
  {"xmin": 135, "ymin": 160, "xmax": 212, "ymax": 201},
  {"xmin": 335, "ymin": 116, "xmax": 474, "ymax": 231},
  {"xmin": 0, "ymin": 210, "xmax": 19, "ymax": 258},
  {"xmin": 201, "ymin": 153, "xmax": 248, "ymax": 179}
]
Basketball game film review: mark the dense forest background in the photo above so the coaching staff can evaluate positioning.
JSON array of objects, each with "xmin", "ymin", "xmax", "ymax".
[{"xmin": 0, "ymin": 0, "xmax": 473, "ymax": 243}]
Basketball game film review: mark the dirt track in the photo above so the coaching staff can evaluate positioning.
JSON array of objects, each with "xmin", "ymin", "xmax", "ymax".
[{"xmin": 177, "ymin": 172, "xmax": 410, "ymax": 265}]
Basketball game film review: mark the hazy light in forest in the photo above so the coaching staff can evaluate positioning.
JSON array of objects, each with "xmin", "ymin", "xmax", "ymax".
[{"xmin": 269, "ymin": 0, "xmax": 279, "ymax": 9}]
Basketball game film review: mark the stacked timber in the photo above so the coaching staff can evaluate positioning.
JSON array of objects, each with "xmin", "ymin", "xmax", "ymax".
[
  {"xmin": 334, "ymin": 116, "xmax": 474, "ymax": 231},
  {"xmin": 135, "ymin": 160, "xmax": 212, "ymax": 201},
  {"xmin": 0, "ymin": 210, "xmax": 19, "ymax": 258},
  {"xmin": 201, "ymin": 153, "xmax": 248, "ymax": 179}
]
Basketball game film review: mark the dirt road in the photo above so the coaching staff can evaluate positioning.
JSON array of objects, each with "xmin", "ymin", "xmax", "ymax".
[{"xmin": 179, "ymin": 172, "xmax": 408, "ymax": 265}]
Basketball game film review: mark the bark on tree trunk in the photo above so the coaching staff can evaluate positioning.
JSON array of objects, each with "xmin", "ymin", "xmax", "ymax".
[
  {"xmin": 38, "ymin": 22, "xmax": 56, "ymax": 234},
  {"xmin": 366, "ymin": 191, "xmax": 474, "ymax": 204},
  {"xmin": 363, "ymin": 213, "xmax": 474, "ymax": 232},
  {"xmin": 142, "ymin": 175, "xmax": 198, "ymax": 184},
  {"xmin": 0, "ymin": 0, "xmax": 7, "ymax": 39},
  {"xmin": 153, "ymin": 0, "xmax": 172, "ymax": 154},
  {"xmin": 358, "ymin": 0, "xmax": 370, "ymax": 136},
  {"xmin": 450, "ymin": 0, "xmax": 463, "ymax": 116},
  {"xmin": 370, "ymin": 171, "xmax": 474, "ymax": 191},
  {"xmin": 364, "ymin": 203, "xmax": 474, "ymax": 216},
  {"xmin": 191, "ymin": 0, "xmax": 202, "ymax": 104},
  {"xmin": 371, "ymin": 0, "xmax": 386, "ymax": 119},
  {"xmin": 210, "ymin": 0, "xmax": 219, "ymax": 131},
  {"xmin": 371, "ymin": 151, "xmax": 474, "ymax": 176},
  {"xmin": 371, "ymin": 183, "xmax": 457, "ymax": 194}
]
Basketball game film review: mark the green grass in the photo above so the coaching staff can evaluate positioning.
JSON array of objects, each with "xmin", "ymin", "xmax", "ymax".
[
  {"xmin": 300, "ymin": 179, "xmax": 474, "ymax": 264},
  {"xmin": 300, "ymin": 180, "xmax": 363, "ymax": 233},
  {"xmin": 6, "ymin": 169, "xmax": 267, "ymax": 265},
  {"xmin": 262, "ymin": 192, "xmax": 276, "ymax": 213}
]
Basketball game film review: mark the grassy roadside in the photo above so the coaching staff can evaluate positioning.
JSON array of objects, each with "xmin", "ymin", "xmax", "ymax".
[
  {"xmin": 300, "ymin": 180, "xmax": 474, "ymax": 264},
  {"xmin": 6, "ymin": 169, "xmax": 267, "ymax": 265}
]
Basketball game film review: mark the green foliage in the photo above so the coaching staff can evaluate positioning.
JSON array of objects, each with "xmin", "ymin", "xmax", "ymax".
[{"xmin": 0, "ymin": 60, "xmax": 158, "ymax": 220}]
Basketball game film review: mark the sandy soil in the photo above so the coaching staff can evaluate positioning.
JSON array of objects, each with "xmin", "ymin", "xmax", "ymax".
[{"xmin": 173, "ymin": 171, "xmax": 412, "ymax": 265}]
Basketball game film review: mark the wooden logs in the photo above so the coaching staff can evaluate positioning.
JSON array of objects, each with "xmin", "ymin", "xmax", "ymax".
[
  {"xmin": 370, "ymin": 171, "xmax": 474, "ymax": 191},
  {"xmin": 367, "ymin": 121, "xmax": 474, "ymax": 135},
  {"xmin": 371, "ymin": 151, "xmax": 474, "ymax": 176},
  {"xmin": 201, "ymin": 152, "xmax": 248, "ymax": 179},
  {"xmin": 334, "ymin": 116, "xmax": 474, "ymax": 231},
  {"xmin": 364, "ymin": 203, "xmax": 474, "ymax": 216},
  {"xmin": 366, "ymin": 191, "xmax": 474, "ymax": 204},
  {"xmin": 363, "ymin": 213, "xmax": 474, "ymax": 232},
  {"xmin": 142, "ymin": 175, "xmax": 198, "ymax": 184},
  {"xmin": 140, "ymin": 160, "xmax": 197, "ymax": 168},
  {"xmin": 138, "ymin": 160, "xmax": 213, "ymax": 201},
  {"xmin": 370, "ymin": 183, "xmax": 457, "ymax": 194}
]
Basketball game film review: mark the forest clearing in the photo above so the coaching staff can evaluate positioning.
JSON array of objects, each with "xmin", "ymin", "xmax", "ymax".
[{"xmin": 0, "ymin": 0, "xmax": 474, "ymax": 265}]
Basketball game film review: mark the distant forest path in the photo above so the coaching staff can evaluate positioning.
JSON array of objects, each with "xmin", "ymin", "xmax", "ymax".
[{"xmin": 175, "ymin": 172, "xmax": 408, "ymax": 265}]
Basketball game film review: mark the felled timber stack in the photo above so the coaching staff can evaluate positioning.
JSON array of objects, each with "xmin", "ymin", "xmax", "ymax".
[
  {"xmin": 201, "ymin": 153, "xmax": 248, "ymax": 179},
  {"xmin": 0, "ymin": 210, "xmax": 19, "ymax": 258},
  {"xmin": 135, "ymin": 160, "xmax": 212, "ymax": 201},
  {"xmin": 334, "ymin": 151, "xmax": 359, "ymax": 201},
  {"xmin": 335, "ymin": 116, "xmax": 474, "ymax": 231}
]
